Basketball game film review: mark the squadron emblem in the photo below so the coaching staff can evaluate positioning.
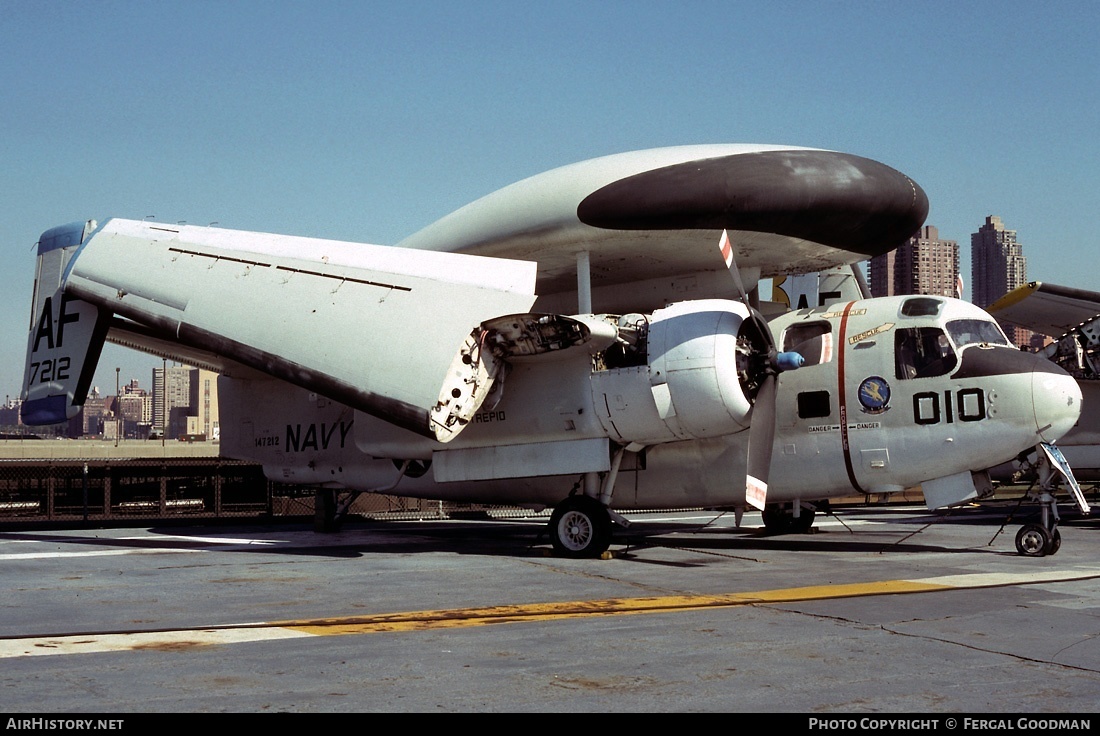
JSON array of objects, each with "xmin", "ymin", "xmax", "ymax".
[{"xmin": 858, "ymin": 376, "xmax": 891, "ymax": 414}]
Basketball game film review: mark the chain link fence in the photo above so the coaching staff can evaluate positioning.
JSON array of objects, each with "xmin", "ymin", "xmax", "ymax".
[{"xmin": 0, "ymin": 456, "xmax": 520, "ymax": 526}]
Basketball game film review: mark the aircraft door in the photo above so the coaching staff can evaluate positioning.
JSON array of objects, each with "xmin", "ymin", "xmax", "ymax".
[
  {"xmin": 771, "ymin": 318, "xmax": 851, "ymax": 494},
  {"xmin": 833, "ymin": 307, "xmax": 910, "ymax": 495}
]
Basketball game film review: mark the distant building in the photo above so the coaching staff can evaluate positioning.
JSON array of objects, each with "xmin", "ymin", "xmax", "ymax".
[
  {"xmin": 189, "ymin": 368, "xmax": 220, "ymax": 441},
  {"xmin": 868, "ymin": 249, "xmax": 898, "ymax": 297},
  {"xmin": 868, "ymin": 225, "xmax": 959, "ymax": 298},
  {"xmin": 153, "ymin": 365, "xmax": 193, "ymax": 439},
  {"xmin": 152, "ymin": 365, "xmax": 219, "ymax": 440},
  {"xmin": 80, "ymin": 391, "xmax": 110, "ymax": 437},
  {"xmin": 118, "ymin": 379, "xmax": 149, "ymax": 438},
  {"xmin": 971, "ymin": 215, "xmax": 1031, "ymax": 347},
  {"xmin": 0, "ymin": 397, "xmax": 23, "ymax": 432}
]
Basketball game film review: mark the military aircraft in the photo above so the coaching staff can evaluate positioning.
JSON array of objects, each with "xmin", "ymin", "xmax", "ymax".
[{"xmin": 20, "ymin": 144, "xmax": 1084, "ymax": 557}]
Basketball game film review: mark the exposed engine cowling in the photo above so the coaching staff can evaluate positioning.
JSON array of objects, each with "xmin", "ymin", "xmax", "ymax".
[{"xmin": 590, "ymin": 299, "xmax": 766, "ymax": 445}]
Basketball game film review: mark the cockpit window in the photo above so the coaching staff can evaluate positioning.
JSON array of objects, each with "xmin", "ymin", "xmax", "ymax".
[
  {"xmin": 895, "ymin": 327, "xmax": 957, "ymax": 379},
  {"xmin": 781, "ymin": 321, "xmax": 833, "ymax": 366},
  {"xmin": 900, "ymin": 297, "xmax": 944, "ymax": 317},
  {"xmin": 946, "ymin": 319, "xmax": 1011, "ymax": 349}
]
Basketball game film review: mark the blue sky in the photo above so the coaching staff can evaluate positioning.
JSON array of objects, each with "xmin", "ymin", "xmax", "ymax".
[{"xmin": 2, "ymin": 1, "xmax": 1098, "ymax": 400}]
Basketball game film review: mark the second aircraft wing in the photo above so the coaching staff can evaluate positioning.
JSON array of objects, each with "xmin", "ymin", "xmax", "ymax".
[{"xmin": 988, "ymin": 281, "xmax": 1100, "ymax": 338}]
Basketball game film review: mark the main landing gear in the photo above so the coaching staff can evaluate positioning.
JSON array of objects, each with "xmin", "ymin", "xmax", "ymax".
[
  {"xmin": 761, "ymin": 502, "xmax": 817, "ymax": 534},
  {"xmin": 548, "ymin": 456, "xmax": 632, "ymax": 558},
  {"xmin": 549, "ymin": 494, "xmax": 613, "ymax": 558}
]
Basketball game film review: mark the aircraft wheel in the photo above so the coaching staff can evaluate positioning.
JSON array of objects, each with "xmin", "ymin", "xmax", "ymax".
[
  {"xmin": 761, "ymin": 504, "xmax": 792, "ymax": 534},
  {"xmin": 790, "ymin": 507, "xmax": 816, "ymax": 534},
  {"xmin": 1046, "ymin": 527, "xmax": 1062, "ymax": 556},
  {"xmin": 549, "ymin": 496, "xmax": 612, "ymax": 558},
  {"xmin": 1015, "ymin": 523, "xmax": 1051, "ymax": 557}
]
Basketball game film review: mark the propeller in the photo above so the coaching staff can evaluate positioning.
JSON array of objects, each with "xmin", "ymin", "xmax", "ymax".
[{"xmin": 718, "ymin": 230, "xmax": 804, "ymax": 510}]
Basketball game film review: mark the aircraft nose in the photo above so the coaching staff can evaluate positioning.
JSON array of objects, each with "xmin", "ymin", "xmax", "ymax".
[{"xmin": 1032, "ymin": 357, "xmax": 1082, "ymax": 443}]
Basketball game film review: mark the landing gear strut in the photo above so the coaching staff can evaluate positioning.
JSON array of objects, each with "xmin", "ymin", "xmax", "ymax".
[{"xmin": 547, "ymin": 456, "xmax": 631, "ymax": 558}]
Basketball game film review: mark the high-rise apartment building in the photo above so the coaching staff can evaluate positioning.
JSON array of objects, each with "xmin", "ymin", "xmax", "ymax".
[
  {"xmin": 867, "ymin": 249, "xmax": 897, "ymax": 297},
  {"xmin": 971, "ymin": 215, "xmax": 1030, "ymax": 347},
  {"xmin": 153, "ymin": 364, "xmax": 193, "ymax": 438},
  {"xmin": 152, "ymin": 364, "xmax": 220, "ymax": 440},
  {"xmin": 868, "ymin": 225, "xmax": 959, "ymax": 298}
]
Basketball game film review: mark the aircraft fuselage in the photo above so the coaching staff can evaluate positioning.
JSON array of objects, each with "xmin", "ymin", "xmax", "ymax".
[{"xmin": 221, "ymin": 294, "xmax": 1080, "ymax": 512}]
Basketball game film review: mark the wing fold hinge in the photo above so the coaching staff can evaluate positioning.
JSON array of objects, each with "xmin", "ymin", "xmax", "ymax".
[{"xmin": 429, "ymin": 313, "xmax": 620, "ymax": 442}]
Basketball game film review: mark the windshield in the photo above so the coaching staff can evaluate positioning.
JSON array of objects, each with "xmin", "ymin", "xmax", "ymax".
[
  {"xmin": 946, "ymin": 319, "xmax": 1011, "ymax": 349},
  {"xmin": 896, "ymin": 327, "xmax": 957, "ymax": 379}
]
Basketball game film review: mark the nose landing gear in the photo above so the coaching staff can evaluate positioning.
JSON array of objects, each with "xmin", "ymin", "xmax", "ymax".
[
  {"xmin": 1014, "ymin": 520, "xmax": 1061, "ymax": 557},
  {"xmin": 1012, "ymin": 443, "xmax": 1088, "ymax": 557}
]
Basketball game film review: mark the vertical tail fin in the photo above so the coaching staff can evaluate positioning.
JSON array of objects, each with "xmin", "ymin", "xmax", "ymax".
[
  {"xmin": 771, "ymin": 264, "xmax": 869, "ymax": 310},
  {"xmin": 20, "ymin": 220, "xmax": 110, "ymax": 426}
]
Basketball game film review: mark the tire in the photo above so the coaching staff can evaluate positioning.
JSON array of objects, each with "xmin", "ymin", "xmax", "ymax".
[
  {"xmin": 761, "ymin": 504, "xmax": 791, "ymax": 534},
  {"xmin": 790, "ymin": 507, "xmax": 816, "ymax": 534},
  {"xmin": 1046, "ymin": 527, "xmax": 1062, "ymax": 556},
  {"xmin": 1015, "ymin": 523, "xmax": 1051, "ymax": 557},
  {"xmin": 549, "ymin": 495, "xmax": 612, "ymax": 558},
  {"xmin": 762, "ymin": 504, "xmax": 813, "ymax": 534}
]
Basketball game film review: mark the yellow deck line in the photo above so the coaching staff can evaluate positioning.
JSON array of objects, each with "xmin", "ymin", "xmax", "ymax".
[
  {"xmin": 2, "ymin": 568, "xmax": 1098, "ymax": 658},
  {"xmin": 285, "ymin": 580, "xmax": 952, "ymax": 635}
]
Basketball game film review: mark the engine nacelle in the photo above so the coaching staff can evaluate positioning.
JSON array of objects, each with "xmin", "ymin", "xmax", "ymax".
[{"xmin": 590, "ymin": 299, "xmax": 758, "ymax": 446}]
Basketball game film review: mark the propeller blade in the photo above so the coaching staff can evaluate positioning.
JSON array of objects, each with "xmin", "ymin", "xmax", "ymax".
[
  {"xmin": 716, "ymin": 230, "xmax": 790, "ymax": 512},
  {"xmin": 719, "ymin": 229, "xmax": 749, "ymax": 302},
  {"xmin": 743, "ymin": 334, "xmax": 802, "ymax": 512},
  {"xmin": 745, "ymin": 372, "xmax": 777, "ymax": 511},
  {"xmin": 718, "ymin": 230, "xmax": 774, "ymax": 351}
]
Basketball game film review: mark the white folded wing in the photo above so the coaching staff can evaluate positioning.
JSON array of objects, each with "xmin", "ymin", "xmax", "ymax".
[{"xmin": 65, "ymin": 219, "xmax": 537, "ymax": 441}]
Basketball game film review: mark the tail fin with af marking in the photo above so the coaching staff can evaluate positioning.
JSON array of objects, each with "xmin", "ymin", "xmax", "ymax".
[
  {"xmin": 20, "ymin": 220, "xmax": 111, "ymax": 426},
  {"xmin": 771, "ymin": 264, "xmax": 870, "ymax": 310}
]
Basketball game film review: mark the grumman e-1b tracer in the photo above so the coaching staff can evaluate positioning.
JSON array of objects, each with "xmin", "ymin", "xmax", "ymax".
[{"xmin": 20, "ymin": 144, "xmax": 1085, "ymax": 557}]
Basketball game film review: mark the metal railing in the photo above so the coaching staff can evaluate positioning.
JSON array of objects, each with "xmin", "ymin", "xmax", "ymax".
[{"xmin": 0, "ymin": 440, "xmax": 517, "ymax": 526}]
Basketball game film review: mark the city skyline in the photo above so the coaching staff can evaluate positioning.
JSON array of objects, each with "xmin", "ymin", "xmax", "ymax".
[{"xmin": 1, "ymin": 362, "xmax": 219, "ymax": 440}]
